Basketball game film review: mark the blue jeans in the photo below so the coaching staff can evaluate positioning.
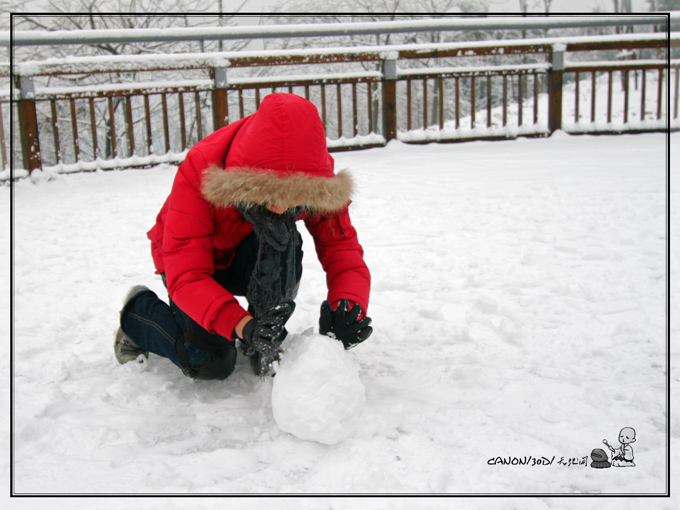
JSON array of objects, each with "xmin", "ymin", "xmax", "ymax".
[{"xmin": 120, "ymin": 232, "xmax": 303, "ymax": 380}]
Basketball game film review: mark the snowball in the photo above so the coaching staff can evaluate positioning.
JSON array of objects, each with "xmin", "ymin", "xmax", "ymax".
[{"xmin": 271, "ymin": 329, "xmax": 365, "ymax": 445}]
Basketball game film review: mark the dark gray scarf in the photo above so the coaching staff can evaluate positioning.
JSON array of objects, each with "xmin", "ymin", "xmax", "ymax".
[{"xmin": 238, "ymin": 204, "xmax": 303, "ymax": 318}]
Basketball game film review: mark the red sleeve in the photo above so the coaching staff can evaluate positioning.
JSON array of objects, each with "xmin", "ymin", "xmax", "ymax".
[
  {"xmin": 304, "ymin": 204, "xmax": 371, "ymax": 315},
  {"xmin": 162, "ymin": 150, "xmax": 249, "ymax": 340}
]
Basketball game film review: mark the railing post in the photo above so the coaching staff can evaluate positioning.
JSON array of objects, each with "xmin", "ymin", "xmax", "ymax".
[
  {"xmin": 212, "ymin": 67, "xmax": 229, "ymax": 132},
  {"xmin": 18, "ymin": 75, "xmax": 42, "ymax": 173},
  {"xmin": 382, "ymin": 53, "xmax": 398, "ymax": 142},
  {"xmin": 548, "ymin": 45, "xmax": 565, "ymax": 134}
]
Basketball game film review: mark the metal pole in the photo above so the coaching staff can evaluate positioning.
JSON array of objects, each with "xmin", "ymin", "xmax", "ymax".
[
  {"xmin": 548, "ymin": 47, "xmax": 564, "ymax": 133},
  {"xmin": 212, "ymin": 67, "xmax": 229, "ymax": 131},
  {"xmin": 18, "ymin": 75, "xmax": 41, "ymax": 173},
  {"xmin": 218, "ymin": 0, "xmax": 223, "ymax": 53},
  {"xmin": 5, "ymin": 16, "xmax": 669, "ymax": 47},
  {"xmin": 382, "ymin": 57, "xmax": 398, "ymax": 142}
]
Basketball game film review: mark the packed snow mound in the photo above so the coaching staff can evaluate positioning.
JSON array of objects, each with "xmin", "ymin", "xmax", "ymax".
[{"xmin": 271, "ymin": 329, "xmax": 366, "ymax": 445}]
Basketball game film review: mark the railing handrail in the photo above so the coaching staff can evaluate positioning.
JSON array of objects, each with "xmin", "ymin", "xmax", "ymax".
[
  {"xmin": 11, "ymin": 31, "xmax": 673, "ymax": 78},
  {"xmin": 12, "ymin": 58, "xmax": 674, "ymax": 101},
  {"xmin": 565, "ymin": 58, "xmax": 674, "ymax": 72},
  {"xmin": 32, "ymin": 78, "xmax": 215, "ymax": 98},
  {"xmin": 3, "ymin": 14, "xmax": 671, "ymax": 48}
]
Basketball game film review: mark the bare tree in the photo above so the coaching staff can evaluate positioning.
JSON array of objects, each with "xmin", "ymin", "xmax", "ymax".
[
  {"xmin": 267, "ymin": 0, "xmax": 492, "ymax": 132},
  {"xmin": 10, "ymin": 7, "xmax": 252, "ymax": 161},
  {"xmin": 11, "ymin": 2, "xmax": 253, "ymax": 62}
]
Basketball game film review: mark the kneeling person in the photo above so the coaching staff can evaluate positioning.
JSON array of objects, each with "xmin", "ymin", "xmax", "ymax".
[{"xmin": 115, "ymin": 93, "xmax": 372, "ymax": 379}]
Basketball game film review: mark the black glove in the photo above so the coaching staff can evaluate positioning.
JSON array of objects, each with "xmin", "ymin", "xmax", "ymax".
[
  {"xmin": 240, "ymin": 301, "xmax": 296, "ymax": 354},
  {"xmin": 319, "ymin": 298, "xmax": 372, "ymax": 350}
]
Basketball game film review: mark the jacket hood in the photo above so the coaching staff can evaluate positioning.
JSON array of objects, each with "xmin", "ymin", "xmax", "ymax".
[{"xmin": 201, "ymin": 93, "xmax": 354, "ymax": 214}]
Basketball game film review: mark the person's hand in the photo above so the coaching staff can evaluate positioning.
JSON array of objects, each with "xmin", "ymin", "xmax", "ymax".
[
  {"xmin": 319, "ymin": 298, "xmax": 372, "ymax": 349},
  {"xmin": 240, "ymin": 301, "xmax": 296, "ymax": 354}
]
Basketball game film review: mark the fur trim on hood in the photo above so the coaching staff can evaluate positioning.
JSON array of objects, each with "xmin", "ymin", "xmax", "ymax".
[{"xmin": 201, "ymin": 165, "xmax": 354, "ymax": 214}]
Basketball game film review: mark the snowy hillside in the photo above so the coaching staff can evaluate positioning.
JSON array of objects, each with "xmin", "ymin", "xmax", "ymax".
[{"xmin": 4, "ymin": 131, "xmax": 676, "ymax": 509}]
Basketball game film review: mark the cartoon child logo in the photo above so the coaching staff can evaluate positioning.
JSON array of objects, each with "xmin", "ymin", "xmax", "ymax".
[{"xmin": 602, "ymin": 427, "xmax": 636, "ymax": 467}]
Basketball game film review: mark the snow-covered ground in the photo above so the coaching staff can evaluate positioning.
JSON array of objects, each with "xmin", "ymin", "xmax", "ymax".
[{"xmin": 3, "ymin": 130, "xmax": 675, "ymax": 509}]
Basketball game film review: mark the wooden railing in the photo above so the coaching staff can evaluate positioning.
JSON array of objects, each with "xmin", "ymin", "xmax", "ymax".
[
  {"xmin": 565, "ymin": 60, "xmax": 671, "ymax": 125},
  {"xmin": 7, "ymin": 31, "xmax": 676, "ymax": 176}
]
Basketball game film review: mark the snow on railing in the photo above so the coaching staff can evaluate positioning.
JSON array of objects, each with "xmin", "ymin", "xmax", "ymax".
[
  {"xmin": 567, "ymin": 119, "xmax": 674, "ymax": 133},
  {"xmin": 398, "ymin": 63, "xmax": 552, "ymax": 77},
  {"xmin": 42, "ymin": 150, "xmax": 189, "ymax": 175},
  {"xmin": 326, "ymin": 133, "xmax": 386, "ymax": 149},
  {"xmin": 33, "ymin": 79, "xmax": 215, "ymax": 98},
  {"xmin": 399, "ymin": 123, "xmax": 550, "ymax": 143},
  {"xmin": 228, "ymin": 71, "xmax": 384, "ymax": 87}
]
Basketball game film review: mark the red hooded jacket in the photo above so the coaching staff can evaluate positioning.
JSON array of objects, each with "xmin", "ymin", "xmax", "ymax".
[{"xmin": 147, "ymin": 94, "xmax": 370, "ymax": 340}]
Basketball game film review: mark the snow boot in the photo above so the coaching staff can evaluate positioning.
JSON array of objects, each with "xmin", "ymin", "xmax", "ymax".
[
  {"xmin": 114, "ymin": 327, "xmax": 148, "ymax": 364},
  {"xmin": 115, "ymin": 285, "xmax": 152, "ymax": 364}
]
